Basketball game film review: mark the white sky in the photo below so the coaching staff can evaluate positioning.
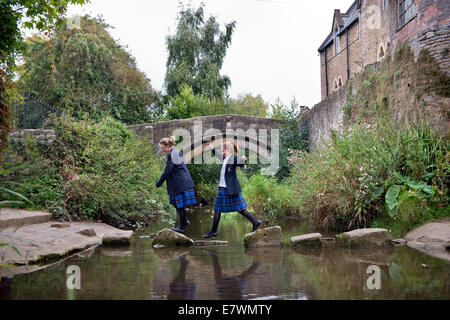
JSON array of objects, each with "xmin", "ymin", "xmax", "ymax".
[{"xmin": 66, "ymin": 0, "xmax": 355, "ymax": 108}]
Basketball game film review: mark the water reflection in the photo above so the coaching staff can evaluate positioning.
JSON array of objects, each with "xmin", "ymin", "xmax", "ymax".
[
  {"xmin": 167, "ymin": 255, "xmax": 197, "ymax": 300},
  {"xmin": 5, "ymin": 207, "xmax": 450, "ymax": 300},
  {"xmin": 207, "ymin": 248, "xmax": 260, "ymax": 300},
  {"xmin": 0, "ymin": 276, "xmax": 12, "ymax": 300}
]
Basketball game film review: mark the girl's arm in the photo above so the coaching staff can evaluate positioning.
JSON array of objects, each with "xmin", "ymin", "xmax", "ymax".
[{"xmin": 156, "ymin": 154, "xmax": 174, "ymax": 187}]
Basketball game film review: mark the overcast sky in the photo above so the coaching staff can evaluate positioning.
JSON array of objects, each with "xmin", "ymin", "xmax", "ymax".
[{"xmin": 67, "ymin": 0, "xmax": 355, "ymax": 108}]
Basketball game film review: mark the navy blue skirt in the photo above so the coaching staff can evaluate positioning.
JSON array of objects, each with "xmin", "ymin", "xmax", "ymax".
[
  {"xmin": 214, "ymin": 187, "xmax": 247, "ymax": 213},
  {"xmin": 170, "ymin": 189, "xmax": 197, "ymax": 209}
]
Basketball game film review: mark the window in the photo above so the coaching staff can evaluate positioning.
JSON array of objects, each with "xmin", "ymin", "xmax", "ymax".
[
  {"xmin": 338, "ymin": 78, "xmax": 342, "ymax": 87},
  {"xmin": 334, "ymin": 80, "xmax": 338, "ymax": 90},
  {"xmin": 398, "ymin": 0, "xmax": 416, "ymax": 28},
  {"xmin": 378, "ymin": 45, "xmax": 385, "ymax": 61},
  {"xmin": 382, "ymin": 0, "xmax": 388, "ymax": 10}
]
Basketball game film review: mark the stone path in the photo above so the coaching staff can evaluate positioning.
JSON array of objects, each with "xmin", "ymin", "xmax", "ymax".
[{"xmin": 0, "ymin": 208, "xmax": 133, "ymax": 276}]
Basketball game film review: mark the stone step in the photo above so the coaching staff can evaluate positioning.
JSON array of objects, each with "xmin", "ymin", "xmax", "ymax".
[
  {"xmin": 0, "ymin": 221, "xmax": 134, "ymax": 269},
  {"xmin": 0, "ymin": 208, "xmax": 52, "ymax": 229},
  {"xmin": 244, "ymin": 226, "xmax": 283, "ymax": 248},
  {"xmin": 194, "ymin": 240, "xmax": 228, "ymax": 246},
  {"xmin": 290, "ymin": 233, "xmax": 323, "ymax": 248}
]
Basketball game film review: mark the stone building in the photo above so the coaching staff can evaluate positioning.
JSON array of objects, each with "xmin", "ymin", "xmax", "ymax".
[{"xmin": 318, "ymin": 0, "xmax": 450, "ymax": 101}]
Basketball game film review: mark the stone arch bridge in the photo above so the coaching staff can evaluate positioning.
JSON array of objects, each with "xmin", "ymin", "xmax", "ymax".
[{"xmin": 128, "ymin": 114, "xmax": 285, "ymax": 165}]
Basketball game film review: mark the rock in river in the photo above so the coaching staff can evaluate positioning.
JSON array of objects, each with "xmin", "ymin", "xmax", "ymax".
[
  {"xmin": 244, "ymin": 226, "xmax": 282, "ymax": 248},
  {"xmin": 342, "ymin": 228, "xmax": 392, "ymax": 248},
  {"xmin": 152, "ymin": 228, "xmax": 194, "ymax": 247},
  {"xmin": 290, "ymin": 233, "xmax": 323, "ymax": 248}
]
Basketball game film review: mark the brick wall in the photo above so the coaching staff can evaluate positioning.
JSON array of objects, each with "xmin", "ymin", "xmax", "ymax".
[{"xmin": 320, "ymin": 22, "xmax": 362, "ymax": 100}]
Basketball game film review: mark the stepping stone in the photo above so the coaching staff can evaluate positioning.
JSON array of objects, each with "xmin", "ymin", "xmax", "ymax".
[
  {"xmin": 102, "ymin": 230, "xmax": 134, "ymax": 246},
  {"xmin": 244, "ymin": 226, "xmax": 282, "ymax": 248},
  {"xmin": 0, "ymin": 208, "xmax": 51, "ymax": 229},
  {"xmin": 392, "ymin": 239, "xmax": 407, "ymax": 245},
  {"xmin": 152, "ymin": 228, "xmax": 194, "ymax": 247},
  {"xmin": 290, "ymin": 233, "xmax": 323, "ymax": 248},
  {"xmin": 194, "ymin": 240, "xmax": 228, "ymax": 246},
  {"xmin": 342, "ymin": 228, "xmax": 393, "ymax": 248}
]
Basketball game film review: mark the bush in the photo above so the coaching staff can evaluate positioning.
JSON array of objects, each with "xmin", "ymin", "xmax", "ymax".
[
  {"xmin": 1, "ymin": 115, "xmax": 170, "ymax": 230},
  {"xmin": 242, "ymin": 174, "xmax": 300, "ymax": 218},
  {"xmin": 291, "ymin": 120, "xmax": 449, "ymax": 233}
]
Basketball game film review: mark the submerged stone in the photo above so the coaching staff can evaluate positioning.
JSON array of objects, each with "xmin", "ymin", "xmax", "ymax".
[
  {"xmin": 194, "ymin": 240, "xmax": 228, "ymax": 246},
  {"xmin": 152, "ymin": 228, "xmax": 194, "ymax": 247},
  {"xmin": 244, "ymin": 226, "xmax": 282, "ymax": 248}
]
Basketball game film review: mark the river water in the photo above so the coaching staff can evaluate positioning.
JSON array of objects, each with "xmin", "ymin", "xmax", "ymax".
[{"xmin": 3, "ymin": 207, "xmax": 449, "ymax": 300}]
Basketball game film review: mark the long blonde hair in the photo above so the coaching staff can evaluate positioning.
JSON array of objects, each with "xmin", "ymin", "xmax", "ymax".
[{"xmin": 159, "ymin": 136, "xmax": 175, "ymax": 148}]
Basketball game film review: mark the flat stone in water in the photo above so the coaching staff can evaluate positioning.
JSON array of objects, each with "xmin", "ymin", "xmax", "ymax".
[
  {"xmin": 290, "ymin": 233, "xmax": 323, "ymax": 248},
  {"xmin": 342, "ymin": 228, "xmax": 392, "ymax": 248},
  {"xmin": 194, "ymin": 240, "xmax": 228, "ymax": 246},
  {"xmin": 244, "ymin": 226, "xmax": 282, "ymax": 248}
]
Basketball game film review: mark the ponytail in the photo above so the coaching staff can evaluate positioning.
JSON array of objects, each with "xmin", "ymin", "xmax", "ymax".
[
  {"xmin": 223, "ymin": 141, "xmax": 239, "ymax": 154},
  {"xmin": 233, "ymin": 142, "xmax": 239, "ymax": 154},
  {"xmin": 160, "ymin": 136, "xmax": 176, "ymax": 147}
]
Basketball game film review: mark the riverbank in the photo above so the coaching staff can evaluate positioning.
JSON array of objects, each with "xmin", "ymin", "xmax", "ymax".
[{"xmin": 0, "ymin": 208, "xmax": 133, "ymax": 277}]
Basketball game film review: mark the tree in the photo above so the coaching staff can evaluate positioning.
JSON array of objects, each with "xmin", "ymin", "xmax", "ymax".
[
  {"xmin": 0, "ymin": 0, "xmax": 88, "ymax": 74},
  {"xmin": 269, "ymin": 98, "xmax": 309, "ymax": 180},
  {"xmin": 165, "ymin": 2, "xmax": 236, "ymax": 100},
  {"xmin": 19, "ymin": 15, "xmax": 162, "ymax": 124},
  {"xmin": 1, "ymin": 0, "xmax": 88, "ymax": 162},
  {"xmin": 231, "ymin": 94, "xmax": 269, "ymax": 117}
]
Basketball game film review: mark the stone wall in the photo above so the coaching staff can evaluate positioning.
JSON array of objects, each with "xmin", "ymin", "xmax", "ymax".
[
  {"xmin": 8, "ymin": 129, "xmax": 56, "ymax": 146},
  {"xmin": 8, "ymin": 115, "xmax": 285, "ymax": 154},
  {"xmin": 302, "ymin": 82, "xmax": 348, "ymax": 151},
  {"xmin": 389, "ymin": 0, "xmax": 450, "ymax": 75}
]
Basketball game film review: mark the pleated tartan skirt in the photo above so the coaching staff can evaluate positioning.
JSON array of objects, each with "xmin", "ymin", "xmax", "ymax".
[
  {"xmin": 169, "ymin": 189, "xmax": 197, "ymax": 209},
  {"xmin": 214, "ymin": 187, "xmax": 248, "ymax": 213}
]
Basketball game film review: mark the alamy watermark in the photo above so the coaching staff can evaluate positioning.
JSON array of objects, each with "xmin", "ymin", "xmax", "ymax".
[
  {"xmin": 366, "ymin": 265, "xmax": 381, "ymax": 290},
  {"xmin": 66, "ymin": 265, "xmax": 81, "ymax": 290},
  {"xmin": 168, "ymin": 120, "xmax": 280, "ymax": 176}
]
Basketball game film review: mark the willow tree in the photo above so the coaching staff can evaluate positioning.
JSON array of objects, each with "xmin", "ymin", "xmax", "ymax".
[
  {"xmin": 19, "ymin": 15, "xmax": 161, "ymax": 124},
  {"xmin": 165, "ymin": 3, "xmax": 236, "ymax": 100}
]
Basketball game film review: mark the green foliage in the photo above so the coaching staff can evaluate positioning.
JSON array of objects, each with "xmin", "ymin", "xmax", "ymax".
[
  {"xmin": 165, "ymin": 3, "xmax": 235, "ymax": 99},
  {"xmin": 0, "ymin": 70, "xmax": 10, "ymax": 165},
  {"xmin": 165, "ymin": 84, "xmax": 269, "ymax": 120},
  {"xmin": 1, "ymin": 115, "xmax": 170, "ymax": 230},
  {"xmin": 19, "ymin": 15, "xmax": 161, "ymax": 124},
  {"xmin": 242, "ymin": 174, "xmax": 299, "ymax": 218},
  {"xmin": 0, "ymin": 0, "xmax": 88, "ymax": 74},
  {"xmin": 269, "ymin": 98, "xmax": 309, "ymax": 180},
  {"xmin": 291, "ymin": 119, "xmax": 449, "ymax": 233}
]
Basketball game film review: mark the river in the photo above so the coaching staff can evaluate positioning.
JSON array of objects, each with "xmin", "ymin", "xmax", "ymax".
[{"xmin": 2, "ymin": 207, "xmax": 449, "ymax": 300}]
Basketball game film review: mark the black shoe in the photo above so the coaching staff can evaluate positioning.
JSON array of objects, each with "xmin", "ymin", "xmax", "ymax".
[
  {"xmin": 170, "ymin": 226, "xmax": 186, "ymax": 234},
  {"xmin": 251, "ymin": 220, "xmax": 262, "ymax": 232},
  {"xmin": 203, "ymin": 232, "xmax": 218, "ymax": 239}
]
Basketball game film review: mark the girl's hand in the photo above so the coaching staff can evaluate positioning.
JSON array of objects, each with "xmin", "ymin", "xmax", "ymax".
[{"xmin": 241, "ymin": 155, "xmax": 247, "ymax": 162}]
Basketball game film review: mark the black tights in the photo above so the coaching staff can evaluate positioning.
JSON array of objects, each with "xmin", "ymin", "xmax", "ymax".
[
  {"xmin": 209, "ymin": 209, "xmax": 258, "ymax": 233},
  {"xmin": 176, "ymin": 207, "xmax": 188, "ymax": 227}
]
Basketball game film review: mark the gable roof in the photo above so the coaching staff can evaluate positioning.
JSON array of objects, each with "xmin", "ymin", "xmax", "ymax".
[{"xmin": 318, "ymin": 0, "xmax": 361, "ymax": 53}]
